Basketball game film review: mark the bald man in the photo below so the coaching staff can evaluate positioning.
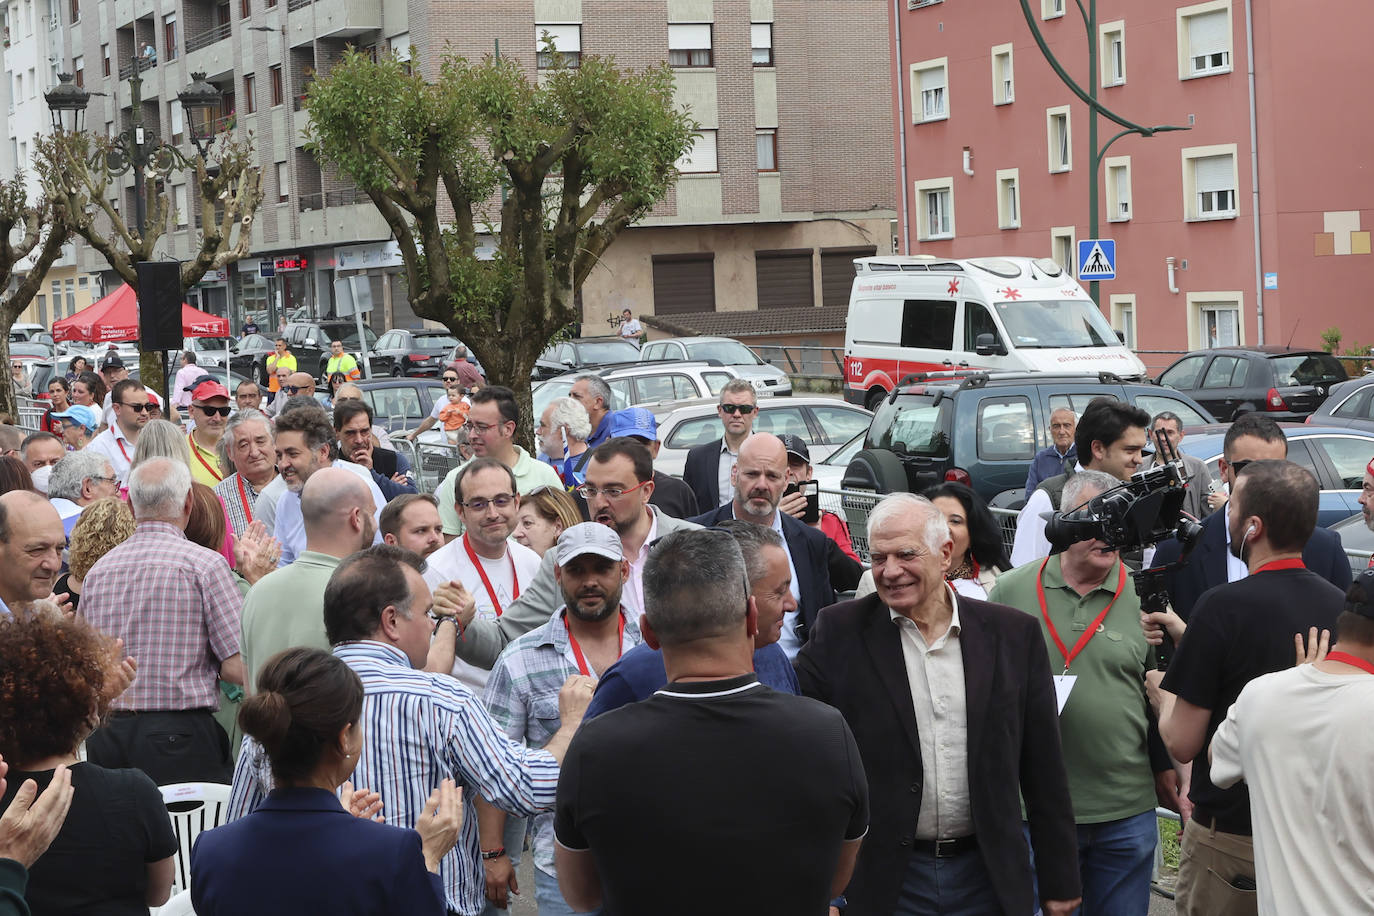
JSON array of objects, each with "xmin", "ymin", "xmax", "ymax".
[
  {"xmin": 690, "ymin": 433, "xmax": 836, "ymax": 658},
  {"xmin": 238, "ymin": 468, "xmax": 377, "ymax": 692},
  {"xmin": 0, "ymin": 491, "xmax": 66, "ymax": 616}
]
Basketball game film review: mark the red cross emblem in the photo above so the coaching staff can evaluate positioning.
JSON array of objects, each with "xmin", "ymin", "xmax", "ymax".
[
  {"xmin": 999, "ymin": 287, "xmax": 1023, "ymax": 300},
  {"xmin": 947, "ymin": 279, "xmax": 960, "ymax": 296}
]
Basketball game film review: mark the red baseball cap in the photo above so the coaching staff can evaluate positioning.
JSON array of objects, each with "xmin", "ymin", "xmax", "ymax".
[{"xmin": 191, "ymin": 379, "xmax": 232, "ymax": 402}]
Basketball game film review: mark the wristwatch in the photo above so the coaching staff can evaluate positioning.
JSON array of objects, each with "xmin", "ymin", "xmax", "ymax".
[{"xmin": 432, "ymin": 615, "xmax": 458, "ymax": 635}]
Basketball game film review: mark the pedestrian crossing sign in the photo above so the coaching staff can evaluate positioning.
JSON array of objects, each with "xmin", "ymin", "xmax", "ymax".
[{"xmin": 1077, "ymin": 239, "xmax": 1116, "ymax": 280}]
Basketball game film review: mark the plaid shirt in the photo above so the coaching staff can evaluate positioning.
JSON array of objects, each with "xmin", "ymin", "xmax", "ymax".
[
  {"xmin": 79, "ymin": 521, "xmax": 242, "ymax": 712},
  {"xmin": 483, "ymin": 608, "xmax": 642, "ymax": 874},
  {"xmin": 214, "ymin": 472, "xmax": 261, "ymax": 538}
]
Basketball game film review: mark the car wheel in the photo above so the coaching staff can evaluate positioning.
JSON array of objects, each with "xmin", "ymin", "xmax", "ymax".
[
  {"xmin": 864, "ymin": 387, "xmax": 888, "ymax": 411},
  {"xmin": 253, "ymin": 362, "xmax": 267, "ymax": 386}
]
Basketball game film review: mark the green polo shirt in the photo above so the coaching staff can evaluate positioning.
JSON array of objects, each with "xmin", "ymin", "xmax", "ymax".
[
  {"xmin": 988, "ymin": 556, "xmax": 1156, "ymax": 824},
  {"xmin": 240, "ymin": 551, "xmax": 342, "ymax": 693}
]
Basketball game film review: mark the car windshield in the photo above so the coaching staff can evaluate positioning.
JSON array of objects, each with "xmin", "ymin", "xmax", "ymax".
[
  {"xmin": 684, "ymin": 340, "xmax": 762, "ymax": 365},
  {"xmin": 236, "ymin": 334, "xmax": 272, "ymax": 351},
  {"xmin": 994, "ymin": 299, "xmax": 1120, "ymax": 349},
  {"xmin": 873, "ymin": 397, "xmax": 952, "ymax": 458},
  {"xmin": 327, "ymin": 327, "xmax": 378, "ymax": 350},
  {"xmin": 1270, "ymin": 354, "xmax": 1347, "ymax": 386},
  {"xmin": 576, "ymin": 340, "xmax": 640, "ymax": 363},
  {"xmin": 193, "ymin": 337, "xmax": 232, "ymax": 351},
  {"xmin": 415, "ymin": 334, "xmax": 460, "ymax": 349}
]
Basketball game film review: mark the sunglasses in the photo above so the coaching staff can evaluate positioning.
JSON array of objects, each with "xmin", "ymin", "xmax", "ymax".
[
  {"xmin": 119, "ymin": 402, "xmax": 152, "ymax": 412},
  {"xmin": 195, "ymin": 404, "xmax": 233, "ymax": 417},
  {"xmin": 282, "ymin": 385, "xmax": 311, "ymax": 394},
  {"xmin": 719, "ymin": 404, "xmax": 756, "ymax": 416}
]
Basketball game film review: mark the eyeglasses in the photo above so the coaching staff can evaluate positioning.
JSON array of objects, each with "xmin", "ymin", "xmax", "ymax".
[
  {"xmin": 1227, "ymin": 459, "xmax": 1254, "ymax": 476},
  {"xmin": 88, "ymin": 475, "xmax": 119, "ymax": 486},
  {"xmin": 576, "ymin": 480, "xmax": 650, "ymax": 501},
  {"xmin": 282, "ymin": 385, "xmax": 311, "ymax": 394},
  {"xmin": 119, "ymin": 402, "xmax": 151, "ymax": 412},
  {"xmin": 459, "ymin": 494, "xmax": 516, "ymax": 512},
  {"xmin": 463, "ymin": 419, "xmax": 502, "ymax": 434},
  {"xmin": 718, "ymin": 403, "xmax": 756, "ymax": 416},
  {"xmin": 195, "ymin": 404, "xmax": 233, "ymax": 417}
]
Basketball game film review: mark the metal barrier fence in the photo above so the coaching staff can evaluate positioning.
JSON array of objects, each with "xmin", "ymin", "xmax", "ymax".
[
  {"xmin": 389, "ymin": 437, "xmax": 465, "ymax": 494},
  {"xmin": 14, "ymin": 397, "xmax": 45, "ymax": 433},
  {"xmin": 820, "ymin": 487, "xmax": 1019, "ymax": 564}
]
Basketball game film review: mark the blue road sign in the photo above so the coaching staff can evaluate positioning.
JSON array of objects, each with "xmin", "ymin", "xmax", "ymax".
[{"xmin": 1077, "ymin": 239, "xmax": 1116, "ymax": 281}]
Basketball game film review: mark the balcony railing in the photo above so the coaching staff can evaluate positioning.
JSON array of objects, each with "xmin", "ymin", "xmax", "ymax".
[
  {"xmin": 324, "ymin": 187, "xmax": 364, "ymax": 207},
  {"xmin": 286, "ymin": 0, "xmax": 313, "ymax": 11},
  {"xmin": 185, "ymin": 21, "xmax": 231, "ymax": 52},
  {"xmin": 118, "ymin": 56, "xmax": 156, "ymax": 80},
  {"xmin": 297, "ymin": 192, "xmax": 323, "ymax": 212}
]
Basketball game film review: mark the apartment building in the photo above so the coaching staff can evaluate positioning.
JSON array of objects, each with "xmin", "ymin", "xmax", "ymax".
[
  {"xmin": 890, "ymin": 0, "xmax": 1374, "ymax": 361},
  {"xmin": 4, "ymin": 0, "xmax": 896, "ymax": 343}
]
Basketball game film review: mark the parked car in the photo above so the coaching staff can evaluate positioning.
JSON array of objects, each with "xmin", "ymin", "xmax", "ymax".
[
  {"xmin": 1156, "ymin": 346, "xmax": 1347, "ymax": 422},
  {"xmin": 532, "ymin": 336, "xmax": 641, "ymax": 381},
  {"xmin": 1306, "ymin": 375, "xmax": 1374, "ymax": 433},
  {"xmin": 653, "ymin": 397, "xmax": 873, "ymax": 478},
  {"xmin": 1330, "ymin": 512, "xmax": 1374, "ymax": 578},
  {"xmin": 174, "ymin": 336, "xmax": 237, "ymax": 369},
  {"xmin": 8, "ymin": 323, "xmax": 49, "ymax": 343},
  {"xmin": 640, "ymin": 336, "xmax": 793, "ymax": 396},
  {"xmin": 842, "ymin": 370, "xmax": 1217, "ymax": 508},
  {"xmin": 281, "ymin": 320, "xmax": 378, "ymax": 379},
  {"xmin": 226, "ymin": 333, "xmax": 281, "ymax": 386},
  {"xmin": 353, "ymin": 378, "xmax": 447, "ymax": 434},
  {"xmin": 532, "ymin": 361, "xmax": 743, "ymax": 425},
  {"xmin": 9, "ymin": 342, "xmax": 55, "ymax": 361},
  {"xmin": 1170, "ymin": 424, "xmax": 1374, "ymax": 528},
  {"xmin": 811, "ymin": 431, "xmax": 865, "ymax": 491},
  {"xmin": 368, "ymin": 329, "xmax": 462, "ymax": 378}
]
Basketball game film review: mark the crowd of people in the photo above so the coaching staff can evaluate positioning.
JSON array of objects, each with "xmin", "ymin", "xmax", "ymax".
[{"xmin": 1, "ymin": 348, "xmax": 1373, "ymax": 916}]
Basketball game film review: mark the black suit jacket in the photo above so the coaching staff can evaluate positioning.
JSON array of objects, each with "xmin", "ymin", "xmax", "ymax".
[
  {"xmin": 682, "ymin": 439, "xmax": 724, "ymax": 511},
  {"xmin": 690, "ymin": 503, "xmax": 836, "ymax": 642},
  {"xmin": 795, "ymin": 594, "xmax": 1081, "ymax": 915},
  {"xmin": 1150, "ymin": 509, "xmax": 1352, "ymax": 621}
]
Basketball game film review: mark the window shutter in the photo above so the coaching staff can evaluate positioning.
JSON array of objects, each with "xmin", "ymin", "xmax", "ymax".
[
  {"xmin": 538, "ymin": 24, "xmax": 580, "ymax": 52},
  {"xmin": 1188, "ymin": 10, "xmax": 1228, "ymax": 57},
  {"xmin": 918, "ymin": 66, "xmax": 945, "ymax": 94},
  {"xmin": 669, "ymin": 23, "xmax": 712, "ymax": 49},
  {"xmin": 750, "ymin": 23, "xmax": 771, "ymax": 49},
  {"xmin": 1194, "ymin": 155, "xmax": 1233, "ymax": 193}
]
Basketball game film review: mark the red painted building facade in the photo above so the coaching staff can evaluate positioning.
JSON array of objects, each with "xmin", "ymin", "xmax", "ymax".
[{"xmin": 887, "ymin": 0, "xmax": 1374, "ymax": 368}]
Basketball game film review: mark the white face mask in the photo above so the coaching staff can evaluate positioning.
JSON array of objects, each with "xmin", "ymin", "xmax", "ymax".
[{"xmin": 31, "ymin": 464, "xmax": 53, "ymax": 494}]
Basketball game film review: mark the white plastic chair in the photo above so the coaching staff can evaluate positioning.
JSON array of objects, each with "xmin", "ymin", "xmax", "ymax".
[
  {"xmin": 159, "ymin": 783, "xmax": 231, "ymax": 899},
  {"xmin": 152, "ymin": 889, "xmax": 196, "ymax": 916}
]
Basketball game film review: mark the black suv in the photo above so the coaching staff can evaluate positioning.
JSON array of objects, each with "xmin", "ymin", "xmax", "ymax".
[
  {"xmin": 281, "ymin": 321, "xmax": 378, "ymax": 380},
  {"xmin": 1155, "ymin": 346, "xmax": 1347, "ymax": 422},
  {"xmin": 843, "ymin": 371, "xmax": 1216, "ymax": 509}
]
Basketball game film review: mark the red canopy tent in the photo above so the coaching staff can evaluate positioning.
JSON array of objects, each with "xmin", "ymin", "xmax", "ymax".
[{"xmin": 52, "ymin": 283, "xmax": 229, "ymax": 343}]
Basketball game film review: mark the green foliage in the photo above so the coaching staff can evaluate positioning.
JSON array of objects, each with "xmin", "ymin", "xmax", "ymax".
[{"xmin": 1320, "ymin": 327, "xmax": 1342, "ymax": 353}]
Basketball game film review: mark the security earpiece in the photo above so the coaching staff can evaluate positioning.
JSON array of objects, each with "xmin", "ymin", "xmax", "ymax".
[{"xmin": 1244, "ymin": 524, "xmax": 1257, "ymax": 542}]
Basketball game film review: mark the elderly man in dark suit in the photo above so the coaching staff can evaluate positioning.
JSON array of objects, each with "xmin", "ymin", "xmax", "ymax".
[
  {"xmin": 682, "ymin": 379, "xmax": 758, "ymax": 510},
  {"xmin": 796, "ymin": 492, "xmax": 1081, "ymax": 916},
  {"xmin": 691, "ymin": 432, "xmax": 834, "ymax": 659}
]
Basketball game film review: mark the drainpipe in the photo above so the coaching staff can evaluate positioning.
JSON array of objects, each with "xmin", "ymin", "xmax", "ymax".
[
  {"xmin": 893, "ymin": 0, "xmax": 911, "ymax": 254},
  {"xmin": 1245, "ymin": 0, "xmax": 1265, "ymax": 343},
  {"xmin": 1166, "ymin": 257, "xmax": 1180, "ymax": 295},
  {"xmin": 962, "ymin": 147, "xmax": 974, "ymax": 177}
]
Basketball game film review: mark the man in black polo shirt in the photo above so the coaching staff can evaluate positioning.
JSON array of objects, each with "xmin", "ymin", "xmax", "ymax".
[
  {"xmin": 553, "ymin": 528, "xmax": 868, "ymax": 916},
  {"xmin": 1147, "ymin": 459, "xmax": 1345, "ymax": 916}
]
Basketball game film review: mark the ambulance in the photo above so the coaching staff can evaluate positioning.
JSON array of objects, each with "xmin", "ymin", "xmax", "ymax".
[{"xmin": 843, "ymin": 255, "xmax": 1147, "ymax": 408}]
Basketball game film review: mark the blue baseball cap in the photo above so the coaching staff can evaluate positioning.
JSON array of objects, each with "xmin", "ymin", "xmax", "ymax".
[
  {"xmin": 609, "ymin": 407, "xmax": 658, "ymax": 442},
  {"xmin": 51, "ymin": 404, "xmax": 100, "ymax": 432}
]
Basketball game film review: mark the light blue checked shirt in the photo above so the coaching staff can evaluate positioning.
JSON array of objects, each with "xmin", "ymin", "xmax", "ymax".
[
  {"xmin": 227, "ymin": 640, "xmax": 562, "ymax": 916},
  {"xmin": 483, "ymin": 608, "xmax": 642, "ymax": 875}
]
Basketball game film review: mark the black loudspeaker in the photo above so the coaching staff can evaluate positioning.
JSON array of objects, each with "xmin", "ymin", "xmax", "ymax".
[{"xmin": 136, "ymin": 261, "xmax": 184, "ymax": 352}]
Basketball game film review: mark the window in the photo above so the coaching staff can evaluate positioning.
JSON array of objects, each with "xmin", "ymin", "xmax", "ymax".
[
  {"xmin": 1332, "ymin": 387, "xmax": 1374, "ymax": 421},
  {"xmin": 751, "ymin": 23, "xmax": 773, "ymax": 66},
  {"xmin": 239, "ymin": 0, "xmax": 249, "ymax": 18},
  {"xmin": 68, "ymin": 0, "xmax": 76, "ymax": 23},
  {"xmin": 72, "ymin": 57, "xmax": 82, "ymax": 88},
  {"xmin": 996, "ymin": 168, "xmax": 1020, "ymax": 229},
  {"xmin": 1202, "ymin": 355, "xmax": 1244, "ymax": 388},
  {"xmin": 1109, "ymin": 294, "xmax": 1136, "ymax": 349},
  {"xmin": 101, "ymin": 43, "xmax": 110, "ymax": 76},
  {"xmin": 675, "ymin": 130, "xmax": 718, "ymax": 173},
  {"xmin": 668, "ymin": 23, "xmax": 712, "ymax": 68},
  {"xmin": 1182, "ymin": 145, "xmax": 1238, "ymax": 220},
  {"xmin": 390, "ymin": 32, "xmax": 410, "ymax": 61},
  {"xmin": 901, "ymin": 299, "xmax": 956, "ymax": 349},
  {"xmin": 1310, "ymin": 437, "xmax": 1374, "ymax": 489},
  {"xmin": 266, "ymin": 0, "xmax": 275, "ymax": 9},
  {"xmin": 1101, "ymin": 21, "xmax": 1125, "ymax": 85},
  {"xmin": 1051, "ymin": 226, "xmax": 1075, "ymax": 275},
  {"xmin": 1106, "ymin": 155, "xmax": 1131, "ymax": 221},
  {"xmin": 1179, "ymin": 2, "xmax": 1231, "ymax": 78},
  {"xmin": 276, "ymin": 161, "xmax": 288, "ymax": 202},
  {"xmin": 1047, "ymin": 106, "xmax": 1071, "ymax": 172},
  {"xmin": 536, "ymin": 24, "xmax": 581, "ymax": 69},
  {"xmin": 1042, "ymin": 0, "xmax": 1064, "ymax": 18},
  {"xmin": 173, "ymin": 184, "xmax": 188, "ymax": 227},
  {"xmin": 163, "ymin": 15, "xmax": 177, "ymax": 60},
  {"xmin": 269, "ymin": 65, "xmax": 283, "ymax": 106},
  {"xmin": 964, "ymin": 302, "xmax": 1003, "ymax": 351},
  {"xmin": 909, "ymin": 58, "xmax": 947, "ymax": 123},
  {"xmin": 1160, "ymin": 355, "xmax": 1208, "ymax": 390},
  {"xmin": 242, "ymin": 73, "xmax": 256, "ymax": 113},
  {"xmin": 756, "ymin": 129, "xmax": 777, "ymax": 171},
  {"xmin": 991, "ymin": 43, "xmax": 1014, "ymax": 104},
  {"xmin": 914, "ymin": 178, "xmax": 954, "ymax": 240},
  {"xmin": 170, "ymin": 102, "xmax": 183, "ymax": 143},
  {"xmin": 977, "ymin": 397, "xmax": 1035, "ymax": 460},
  {"xmin": 1134, "ymin": 395, "xmax": 1211, "ymax": 428},
  {"xmin": 1186, "ymin": 292, "xmax": 1243, "ymax": 349}
]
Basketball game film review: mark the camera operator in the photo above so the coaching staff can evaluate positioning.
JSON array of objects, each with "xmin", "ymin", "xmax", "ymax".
[
  {"xmin": 990, "ymin": 470, "xmax": 1168, "ymax": 915},
  {"xmin": 777, "ymin": 435, "xmax": 863, "ymax": 585},
  {"xmin": 1011, "ymin": 399, "xmax": 1150, "ymax": 567},
  {"xmin": 1145, "ymin": 459, "xmax": 1345, "ymax": 916}
]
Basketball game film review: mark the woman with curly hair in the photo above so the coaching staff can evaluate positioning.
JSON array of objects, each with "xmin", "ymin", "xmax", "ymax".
[
  {"xmin": 54, "ymin": 497, "xmax": 136, "ymax": 614},
  {"xmin": 0, "ymin": 612, "xmax": 177, "ymax": 914}
]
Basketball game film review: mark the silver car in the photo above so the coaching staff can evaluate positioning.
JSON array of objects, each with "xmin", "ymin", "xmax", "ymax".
[{"xmin": 640, "ymin": 336, "xmax": 793, "ymax": 396}]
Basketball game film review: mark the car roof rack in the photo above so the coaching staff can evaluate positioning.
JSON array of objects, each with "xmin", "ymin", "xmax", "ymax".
[{"xmin": 893, "ymin": 369, "xmax": 1128, "ymax": 398}]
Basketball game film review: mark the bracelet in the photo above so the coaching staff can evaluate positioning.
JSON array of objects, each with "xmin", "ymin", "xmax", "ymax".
[
  {"xmin": 432, "ymin": 616, "xmax": 458, "ymax": 635},
  {"xmin": 481, "ymin": 847, "xmax": 506, "ymax": 860}
]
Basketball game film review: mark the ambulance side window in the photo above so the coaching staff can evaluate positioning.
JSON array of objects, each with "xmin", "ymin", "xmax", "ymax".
[
  {"xmin": 901, "ymin": 300, "xmax": 956, "ymax": 350},
  {"xmin": 964, "ymin": 302, "xmax": 1002, "ymax": 350}
]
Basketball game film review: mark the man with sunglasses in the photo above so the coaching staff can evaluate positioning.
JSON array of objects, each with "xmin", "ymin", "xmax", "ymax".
[
  {"xmin": 86, "ymin": 378, "xmax": 150, "ymax": 484},
  {"xmin": 682, "ymin": 379, "xmax": 758, "ymax": 510},
  {"xmin": 187, "ymin": 379, "xmax": 233, "ymax": 485},
  {"xmin": 406, "ymin": 369, "xmax": 472, "ymax": 442}
]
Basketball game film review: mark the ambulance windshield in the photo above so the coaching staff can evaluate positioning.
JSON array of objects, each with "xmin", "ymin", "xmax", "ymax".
[{"xmin": 994, "ymin": 299, "xmax": 1120, "ymax": 349}]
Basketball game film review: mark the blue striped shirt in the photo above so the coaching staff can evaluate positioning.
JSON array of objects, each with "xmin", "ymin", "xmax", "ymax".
[{"xmin": 226, "ymin": 640, "xmax": 561, "ymax": 915}]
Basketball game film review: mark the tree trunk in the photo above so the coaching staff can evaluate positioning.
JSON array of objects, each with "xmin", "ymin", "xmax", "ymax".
[
  {"xmin": 0, "ymin": 336, "xmax": 17, "ymax": 423},
  {"xmin": 467, "ymin": 323, "xmax": 549, "ymax": 456},
  {"xmin": 141, "ymin": 351, "xmax": 167, "ymax": 411}
]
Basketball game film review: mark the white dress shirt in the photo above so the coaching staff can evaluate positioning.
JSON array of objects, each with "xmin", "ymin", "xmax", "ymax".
[
  {"xmin": 1223, "ymin": 501, "xmax": 1250, "ymax": 583},
  {"xmin": 1011, "ymin": 461, "xmax": 1085, "ymax": 568},
  {"xmin": 716, "ymin": 440, "xmax": 740, "ymax": 507}
]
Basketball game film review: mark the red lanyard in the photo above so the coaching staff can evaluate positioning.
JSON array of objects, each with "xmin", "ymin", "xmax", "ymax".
[
  {"xmin": 1325, "ymin": 651, "xmax": 1374, "ymax": 676},
  {"xmin": 1035, "ymin": 557, "xmax": 1127, "ymax": 672},
  {"xmin": 1252, "ymin": 558, "xmax": 1306, "ymax": 574},
  {"xmin": 189, "ymin": 434, "xmax": 224, "ymax": 482},
  {"xmin": 116, "ymin": 437, "xmax": 131, "ymax": 463},
  {"xmin": 235, "ymin": 475, "xmax": 254, "ymax": 524},
  {"xmin": 463, "ymin": 534, "xmax": 519, "ymax": 617},
  {"xmin": 565, "ymin": 612, "xmax": 625, "ymax": 677}
]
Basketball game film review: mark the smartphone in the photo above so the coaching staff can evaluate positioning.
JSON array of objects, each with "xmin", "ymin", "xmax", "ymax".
[{"xmin": 785, "ymin": 480, "xmax": 821, "ymax": 524}]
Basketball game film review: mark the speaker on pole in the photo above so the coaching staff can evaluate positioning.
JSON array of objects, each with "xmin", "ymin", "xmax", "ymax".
[{"xmin": 136, "ymin": 261, "xmax": 184, "ymax": 352}]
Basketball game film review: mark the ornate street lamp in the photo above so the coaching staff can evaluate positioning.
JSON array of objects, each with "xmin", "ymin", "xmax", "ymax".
[
  {"xmin": 177, "ymin": 72, "xmax": 222, "ymax": 158},
  {"xmin": 43, "ymin": 72, "xmax": 90, "ymax": 133}
]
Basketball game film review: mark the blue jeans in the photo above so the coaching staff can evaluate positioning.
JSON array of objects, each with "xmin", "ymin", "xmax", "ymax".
[
  {"xmin": 534, "ymin": 866, "xmax": 601, "ymax": 916},
  {"xmin": 895, "ymin": 847, "xmax": 1002, "ymax": 915},
  {"xmin": 1026, "ymin": 809, "xmax": 1157, "ymax": 915}
]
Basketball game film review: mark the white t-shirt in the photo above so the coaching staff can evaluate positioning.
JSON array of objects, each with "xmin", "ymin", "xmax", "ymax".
[
  {"xmin": 619, "ymin": 318, "xmax": 642, "ymax": 338},
  {"xmin": 1211, "ymin": 664, "xmax": 1374, "ymax": 916},
  {"xmin": 423, "ymin": 536, "xmax": 541, "ymax": 692}
]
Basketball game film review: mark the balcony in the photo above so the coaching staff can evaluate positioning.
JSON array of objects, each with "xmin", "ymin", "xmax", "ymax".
[
  {"xmin": 286, "ymin": 0, "xmax": 312, "ymax": 11},
  {"xmin": 118, "ymin": 56, "xmax": 156, "ymax": 80},
  {"xmin": 185, "ymin": 21, "xmax": 230, "ymax": 52},
  {"xmin": 325, "ymin": 187, "xmax": 364, "ymax": 207},
  {"xmin": 297, "ymin": 191, "xmax": 322, "ymax": 212}
]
